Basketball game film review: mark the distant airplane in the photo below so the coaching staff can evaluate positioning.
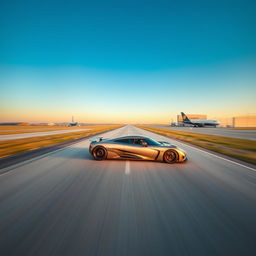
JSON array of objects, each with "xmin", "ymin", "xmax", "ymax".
[
  {"xmin": 69, "ymin": 116, "xmax": 78, "ymax": 126},
  {"xmin": 181, "ymin": 112, "xmax": 219, "ymax": 127}
]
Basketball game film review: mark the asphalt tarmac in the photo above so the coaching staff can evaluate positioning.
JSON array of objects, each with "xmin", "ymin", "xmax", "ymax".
[
  {"xmin": 0, "ymin": 129, "xmax": 91, "ymax": 141},
  {"xmin": 0, "ymin": 125, "xmax": 255, "ymax": 256},
  {"xmin": 149, "ymin": 126, "xmax": 256, "ymax": 140}
]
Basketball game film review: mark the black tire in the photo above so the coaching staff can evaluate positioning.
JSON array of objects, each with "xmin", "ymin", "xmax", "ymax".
[
  {"xmin": 163, "ymin": 150, "xmax": 178, "ymax": 163},
  {"xmin": 92, "ymin": 146, "xmax": 107, "ymax": 161}
]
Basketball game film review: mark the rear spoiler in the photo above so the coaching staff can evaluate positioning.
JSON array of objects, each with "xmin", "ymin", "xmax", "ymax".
[{"xmin": 89, "ymin": 137, "xmax": 104, "ymax": 143}]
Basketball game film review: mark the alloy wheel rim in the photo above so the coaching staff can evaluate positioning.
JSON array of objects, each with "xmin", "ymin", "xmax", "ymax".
[
  {"xmin": 166, "ymin": 151, "xmax": 175, "ymax": 161},
  {"xmin": 96, "ymin": 149, "xmax": 104, "ymax": 158}
]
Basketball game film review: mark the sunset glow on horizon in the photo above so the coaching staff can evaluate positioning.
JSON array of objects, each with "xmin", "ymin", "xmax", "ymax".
[{"xmin": 1, "ymin": 0, "xmax": 255, "ymax": 124}]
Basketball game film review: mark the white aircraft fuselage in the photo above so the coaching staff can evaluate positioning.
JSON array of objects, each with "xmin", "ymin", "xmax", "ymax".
[{"xmin": 181, "ymin": 112, "xmax": 219, "ymax": 127}]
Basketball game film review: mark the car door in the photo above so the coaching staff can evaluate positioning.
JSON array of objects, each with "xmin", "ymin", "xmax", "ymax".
[
  {"xmin": 112, "ymin": 138, "xmax": 136, "ymax": 159},
  {"xmin": 126, "ymin": 138, "xmax": 158, "ymax": 160}
]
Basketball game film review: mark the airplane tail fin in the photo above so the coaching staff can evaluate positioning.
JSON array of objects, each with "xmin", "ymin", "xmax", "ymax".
[{"xmin": 181, "ymin": 112, "xmax": 191, "ymax": 123}]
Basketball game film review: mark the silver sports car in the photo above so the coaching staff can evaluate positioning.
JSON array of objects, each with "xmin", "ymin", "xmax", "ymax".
[{"xmin": 89, "ymin": 135, "xmax": 187, "ymax": 163}]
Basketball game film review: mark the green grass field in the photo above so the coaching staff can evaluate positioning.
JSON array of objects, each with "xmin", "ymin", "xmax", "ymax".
[
  {"xmin": 137, "ymin": 126, "xmax": 256, "ymax": 165},
  {"xmin": 0, "ymin": 125, "xmax": 93, "ymax": 135},
  {"xmin": 0, "ymin": 125, "xmax": 122, "ymax": 158}
]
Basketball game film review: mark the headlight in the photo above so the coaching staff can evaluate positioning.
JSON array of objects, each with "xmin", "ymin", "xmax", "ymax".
[{"xmin": 179, "ymin": 149, "xmax": 186, "ymax": 156}]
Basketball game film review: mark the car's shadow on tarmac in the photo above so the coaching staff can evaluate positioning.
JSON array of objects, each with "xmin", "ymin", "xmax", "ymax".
[{"xmin": 54, "ymin": 147, "xmax": 95, "ymax": 160}]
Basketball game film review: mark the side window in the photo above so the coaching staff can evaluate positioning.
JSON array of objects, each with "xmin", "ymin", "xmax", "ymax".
[
  {"xmin": 114, "ymin": 139, "xmax": 131, "ymax": 144},
  {"xmin": 133, "ymin": 139, "xmax": 145, "ymax": 145},
  {"xmin": 145, "ymin": 138, "xmax": 153, "ymax": 146}
]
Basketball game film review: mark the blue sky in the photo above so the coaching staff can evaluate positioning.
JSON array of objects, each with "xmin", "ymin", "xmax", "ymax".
[{"xmin": 1, "ymin": 0, "xmax": 256, "ymax": 123}]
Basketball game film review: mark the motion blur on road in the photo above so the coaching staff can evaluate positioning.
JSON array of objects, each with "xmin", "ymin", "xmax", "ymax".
[
  {"xmin": 148, "ymin": 125, "xmax": 256, "ymax": 141},
  {"xmin": 0, "ymin": 129, "xmax": 91, "ymax": 141},
  {"xmin": 0, "ymin": 125, "xmax": 255, "ymax": 256}
]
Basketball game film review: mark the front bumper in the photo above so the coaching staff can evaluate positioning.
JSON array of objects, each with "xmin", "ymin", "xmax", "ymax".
[{"xmin": 89, "ymin": 144, "xmax": 93, "ymax": 154}]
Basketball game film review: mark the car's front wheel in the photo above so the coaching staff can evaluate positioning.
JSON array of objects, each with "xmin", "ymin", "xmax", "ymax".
[
  {"xmin": 163, "ymin": 150, "xmax": 178, "ymax": 163},
  {"xmin": 92, "ymin": 146, "xmax": 107, "ymax": 160}
]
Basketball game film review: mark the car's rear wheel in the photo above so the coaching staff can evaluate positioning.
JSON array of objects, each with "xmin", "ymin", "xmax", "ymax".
[
  {"xmin": 92, "ymin": 146, "xmax": 107, "ymax": 160},
  {"xmin": 163, "ymin": 150, "xmax": 178, "ymax": 163}
]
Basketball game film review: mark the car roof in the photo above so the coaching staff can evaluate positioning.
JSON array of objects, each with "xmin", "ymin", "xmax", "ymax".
[{"xmin": 111, "ymin": 135, "xmax": 148, "ymax": 140}]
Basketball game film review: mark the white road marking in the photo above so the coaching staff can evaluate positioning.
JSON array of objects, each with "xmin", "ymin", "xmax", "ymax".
[
  {"xmin": 140, "ymin": 128, "xmax": 256, "ymax": 172},
  {"xmin": 0, "ymin": 129, "xmax": 91, "ymax": 141},
  {"xmin": 125, "ymin": 161, "xmax": 130, "ymax": 175},
  {"xmin": 182, "ymin": 143, "xmax": 256, "ymax": 172},
  {"xmin": 133, "ymin": 126, "xmax": 256, "ymax": 172},
  {"xmin": 0, "ymin": 127, "xmax": 125, "ymax": 175}
]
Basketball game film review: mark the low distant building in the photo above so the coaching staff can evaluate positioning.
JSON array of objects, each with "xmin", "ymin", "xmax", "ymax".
[
  {"xmin": 177, "ymin": 114, "xmax": 207, "ymax": 126},
  {"xmin": 214, "ymin": 118, "xmax": 233, "ymax": 128},
  {"xmin": 0, "ymin": 122, "xmax": 30, "ymax": 126},
  {"xmin": 232, "ymin": 116, "xmax": 256, "ymax": 128},
  {"xmin": 18, "ymin": 122, "xmax": 30, "ymax": 126}
]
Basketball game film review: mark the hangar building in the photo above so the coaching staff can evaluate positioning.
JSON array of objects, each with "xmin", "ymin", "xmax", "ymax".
[{"xmin": 232, "ymin": 116, "xmax": 256, "ymax": 128}]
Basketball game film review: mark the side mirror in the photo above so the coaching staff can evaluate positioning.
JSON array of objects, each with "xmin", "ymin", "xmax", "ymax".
[{"xmin": 141, "ymin": 141, "xmax": 148, "ymax": 147}]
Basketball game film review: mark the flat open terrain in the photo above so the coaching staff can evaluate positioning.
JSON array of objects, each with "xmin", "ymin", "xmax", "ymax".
[
  {"xmin": 0, "ymin": 125, "xmax": 255, "ymax": 256},
  {"xmin": 0, "ymin": 125, "xmax": 122, "ymax": 158},
  {"xmin": 148, "ymin": 125, "xmax": 256, "ymax": 141},
  {"xmin": 138, "ymin": 126, "xmax": 256, "ymax": 165},
  {"xmin": 0, "ymin": 129, "xmax": 91, "ymax": 141},
  {"xmin": 0, "ymin": 126, "xmax": 94, "ymax": 135}
]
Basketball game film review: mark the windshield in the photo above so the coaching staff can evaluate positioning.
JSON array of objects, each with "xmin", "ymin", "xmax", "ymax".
[{"xmin": 145, "ymin": 138, "xmax": 161, "ymax": 146}]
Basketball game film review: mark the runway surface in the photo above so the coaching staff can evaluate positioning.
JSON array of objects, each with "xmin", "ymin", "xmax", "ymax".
[
  {"xmin": 149, "ymin": 125, "xmax": 256, "ymax": 140},
  {"xmin": 0, "ymin": 125, "xmax": 255, "ymax": 256},
  {"xmin": 0, "ymin": 129, "xmax": 91, "ymax": 141}
]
